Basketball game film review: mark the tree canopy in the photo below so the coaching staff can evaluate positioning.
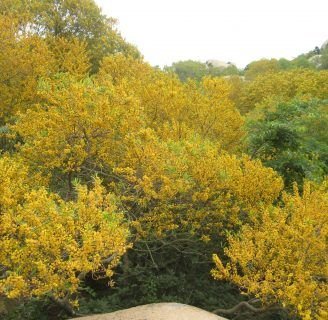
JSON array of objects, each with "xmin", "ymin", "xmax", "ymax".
[{"xmin": 0, "ymin": 2, "xmax": 327, "ymax": 319}]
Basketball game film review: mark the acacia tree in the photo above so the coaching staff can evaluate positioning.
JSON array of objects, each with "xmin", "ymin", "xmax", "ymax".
[
  {"xmin": 10, "ymin": 54, "xmax": 282, "ymax": 239},
  {"xmin": 0, "ymin": 14, "xmax": 95, "ymax": 130},
  {"xmin": 1, "ymin": 0, "xmax": 140, "ymax": 72},
  {"xmin": 0, "ymin": 157, "xmax": 129, "ymax": 315},
  {"xmin": 237, "ymin": 69, "xmax": 328, "ymax": 114},
  {"xmin": 184, "ymin": 77, "xmax": 244, "ymax": 152},
  {"xmin": 11, "ymin": 73, "xmax": 142, "ymax": 196},
  {"xmin": 0, "ymin": 15, "xmax": 52, "ymax": 125},
  {"xmin": 212, "ymin": 180, "xmax": 328, "ymax": 320},
  {"xmin": 105, "ymin": 128, "xmax": 283, "ymax": 241},
  {"xmin": 97, "ymin": 56, "xmax": 245, "ymax": 152}
]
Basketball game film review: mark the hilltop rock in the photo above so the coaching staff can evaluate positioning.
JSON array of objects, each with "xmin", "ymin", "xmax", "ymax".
[
  {"xmin": 206, "ymin": 60, "xmax": 233, "ymax": 69},
  {"xmin": 73, "ymin": 302, "xmax": 228, "ymax": 320},
  {"xmin": 309, "ymin": 54, "xmax": 322, "ymax": 67},
  {"xmin": 321, "ymin": 39, "xmax": 328, "ymax": 50}
]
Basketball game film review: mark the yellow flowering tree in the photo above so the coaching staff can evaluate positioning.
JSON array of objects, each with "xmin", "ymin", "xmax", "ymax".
[
  {"xmin": 11, "ymin": 74, "xmax": 142, "ymax": 195},
  {"xmin": 47, "ymin": 37, "xmax": 91, "ymax": 77},
  {"xmin": 184, "ymin": 77, "xmax": 245, "ymax": 152},
  {"xmin": 111, "ymin": 130, "xmax": 283, "ymax": 238},
  {"xmin": 212, "ymin": 181, "xmax": 328, "ymax": 320},
  {"xmin": 0, "ymin": 15, "xmax": 93, "ymax": 127},
  {"xmin": 238, "ymin": 69, "xmax": 328, "ymax": 114},
  {"xmin": 0, "ymin": 15, "xmax": 51, "ymax": 124},
  {"xmin": 1, "ymin": 0, "xmax": 140, "ymax": 73},
  {"xmin": 97, "ymin": 56, "xmax": 244, "ymax": 152},
  {"xmin": 0, "ymin": 156, "xmax": 129, "ymax": 315},
  {"xmin": 4, "ymin": 50, "xmax": 290, "ymax": 316}
]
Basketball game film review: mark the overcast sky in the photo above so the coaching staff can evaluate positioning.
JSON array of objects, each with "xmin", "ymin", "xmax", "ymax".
[{"xmin": 96, "ymin": 0, "xmax": 328, "ymax": 68}]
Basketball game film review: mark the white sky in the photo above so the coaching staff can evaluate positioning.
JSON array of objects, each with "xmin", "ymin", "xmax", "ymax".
[{"xmin": 96, "ymin": 0, "xmax": 328, "ymax": 68}]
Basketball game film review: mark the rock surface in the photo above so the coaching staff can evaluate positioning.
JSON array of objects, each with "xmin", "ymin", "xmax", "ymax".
[
  {"xmin": 321, "ymin": 39, "xmax": 328, "ymax": 50},
  {"xmin": 206, "ymin": 60, "xmax": 232, "ymax": 69},
  {"xmin": 73, "ymin": 303, "xmax": 228, "ymax": 320}
]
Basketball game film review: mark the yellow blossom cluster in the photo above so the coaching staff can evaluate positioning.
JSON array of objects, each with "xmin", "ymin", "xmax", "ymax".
[
  {"xmin": 235, "ymin": 69, "xmax": 328, "ymax": 114},
  {"xmin": 212, "ymin": 180, "xmax": 328, "ymax": 320},
  {"xmin": 0, "ymin": 157, "xmax": 129, "ymax": 301},
  {"xmin": 1, "ymin": 10, "xmax": 326, "ymax": 317},
  {"xmin": 110, "ymin": 131, "xmax": 283, "ymax": 238}
]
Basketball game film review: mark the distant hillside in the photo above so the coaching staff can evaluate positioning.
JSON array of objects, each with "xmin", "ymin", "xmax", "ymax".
[{"xmin": 165, "ymin": 39, "xmax": 328, "ymax": 82}]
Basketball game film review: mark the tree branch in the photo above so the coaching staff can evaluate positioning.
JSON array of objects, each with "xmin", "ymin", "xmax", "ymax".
[
  {"xmin": 50, "ymin": 295, "xmax": 82, "ymax": 317},
  {"xmin": 77, "ymin": 253, "xmax": 118, "ymax": 281},
  {"xmin": 213, "ymin": 301, "xmax": 282, "ymax": 316},
  {"xmin": 102, "ymin": 253, "xmax": 118, "ymax": 265}
]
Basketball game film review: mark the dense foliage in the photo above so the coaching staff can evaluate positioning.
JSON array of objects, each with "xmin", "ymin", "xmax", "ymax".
[
  {"xmin": 247, "ymin": 99, "xmax": 328, "ymax": 189},
  {"xmin": 0, "ymin": 158, "xmax": 128, "ymax": 308},
  {"xmin": 0, "ymin": 1, "xmax": 327, "ymax": 319},
  {"xmin": 213, "ymin": 181, "xmax": 328, "ymax": 320},
  {"xmin": 165, "ymin": 60, "xmax": 239, "ymax": 82}
]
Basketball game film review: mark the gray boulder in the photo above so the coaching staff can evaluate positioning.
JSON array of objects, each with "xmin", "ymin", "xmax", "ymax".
[
  {"xmin": 309, "ymin": 54, "xmax": 322, "ymax": 67},
  {"xmin": 321, "ymin": 39, "xmax": 328, "ymax": 50},
  {"xmin": 73, "ymin": 302, "xmax": 228, "ymax": 320},
  {"xmin": 206, "ymin": 59, "xmax": 234, "ymax": 69}
]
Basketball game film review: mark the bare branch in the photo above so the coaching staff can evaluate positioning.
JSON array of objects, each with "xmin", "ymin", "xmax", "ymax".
[
  {"xmin": 102, "ymin": 253, "xmax": 118, "ymax": 265},
  {"xmin": 213, "ymin": 301, "xmax": 282, "ymax": 316},
  {"xmin": 77, "ymin": 253, "xmax": 118, "ymax": 281},
  {"xmin": 50, "ymin": 295, "xmax": 82, "ymax": 317}
]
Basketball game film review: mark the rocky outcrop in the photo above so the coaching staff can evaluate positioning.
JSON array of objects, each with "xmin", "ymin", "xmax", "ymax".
[
  {"xmin": 206, "ymin": 59, "xmax": 233, "ymax": 69},
  {"xmin": 73, "ymin": 303, "xmax": 228, "ymax": 320},
  {"xmin": 309, "ymin": 54, "xmax": 322, "ymax": 67}
]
